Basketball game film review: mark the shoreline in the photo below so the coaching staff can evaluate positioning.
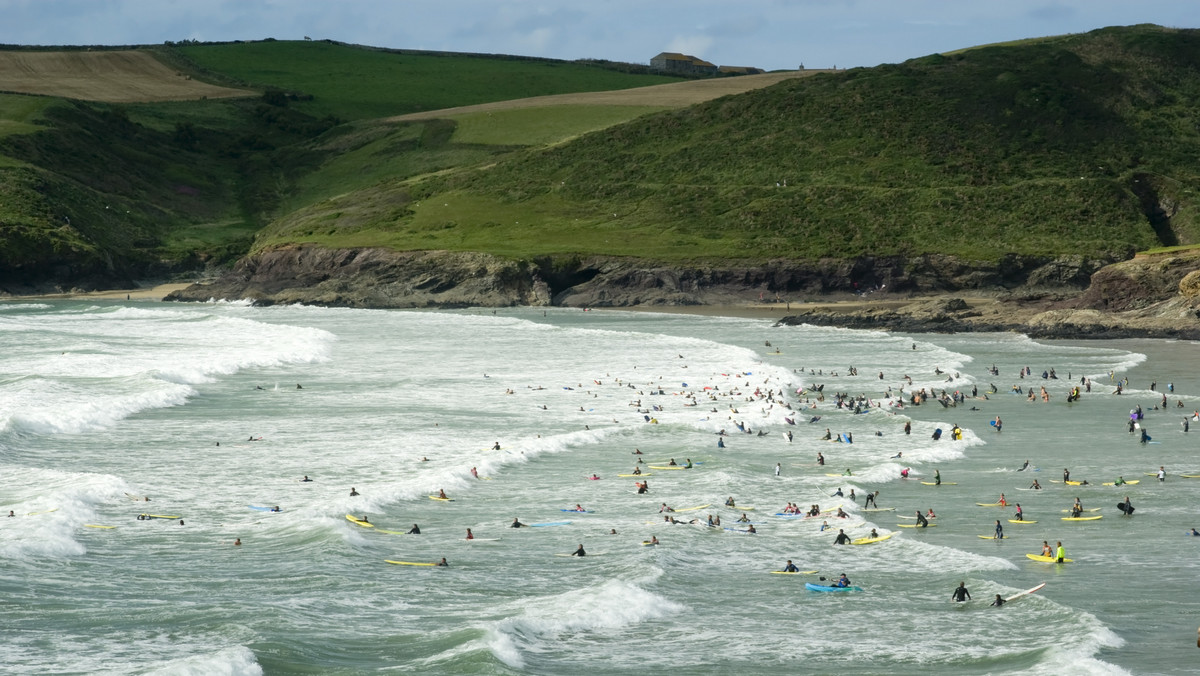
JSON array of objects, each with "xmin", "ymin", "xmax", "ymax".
[
  {"xmin": 0, "ymin": 282, "xmax": 193, "ymax": 302},
  {"xmin": 9, "ymin": 285, "xmax": 1200, "ymax": 341}
]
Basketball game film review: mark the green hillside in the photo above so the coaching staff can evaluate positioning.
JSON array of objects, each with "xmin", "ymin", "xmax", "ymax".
[
  {"xmin": 3, "ymin": 26, "xmax": 1199, "ymax": 292},
  {"xmin": 0, "ymin": 41, "xmax": 685, "ymax": 288},
  {"xmin": 173, "ymin": 40, "xmax": 685, "ymax": 121},
  {"xmin": 258, "ymin": 24, "xmax": 1200, "ymax": 262}
]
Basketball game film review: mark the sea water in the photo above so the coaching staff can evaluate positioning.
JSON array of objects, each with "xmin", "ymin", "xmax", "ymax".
[{"xmin": 1, "ymin": 300, "xmax": 1197, "ymax": 675}]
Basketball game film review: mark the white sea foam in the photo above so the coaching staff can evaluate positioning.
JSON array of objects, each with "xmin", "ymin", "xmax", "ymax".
[
  {"xmin": 483, "ymin": 578, "xmax": 685, "ymax": 668},
  {"xmin": 143, "ymin": 645, "xmax": 263, "ymax": 676}
]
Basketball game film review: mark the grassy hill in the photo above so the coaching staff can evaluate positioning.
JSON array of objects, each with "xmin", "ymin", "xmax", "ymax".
[
  {"xmin": 0, "ymin": 41, "xmax": 689, "ymax": 288},
  {"xmin": 256, "ymin": 24, "xmax": 1200, "ymax": 263},
  {"xmin": 2, "ymin": 26, "xmax": 1199, "ymax": 292}
]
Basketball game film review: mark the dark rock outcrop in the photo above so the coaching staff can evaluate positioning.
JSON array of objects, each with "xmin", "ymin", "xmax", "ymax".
[{"xmin": 165, "ymin": 246, "xmax": 1110, "ymax": 309}]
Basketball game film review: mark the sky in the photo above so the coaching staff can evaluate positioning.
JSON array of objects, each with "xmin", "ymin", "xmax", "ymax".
[{"xmin": 1, "ymin": 0, "xmax": 1195, "ymax": 71}]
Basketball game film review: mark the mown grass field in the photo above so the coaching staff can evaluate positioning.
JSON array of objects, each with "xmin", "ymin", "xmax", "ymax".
[{"xmin": 174, "ymin": 41, "xmax": 686, "ymax": 121}]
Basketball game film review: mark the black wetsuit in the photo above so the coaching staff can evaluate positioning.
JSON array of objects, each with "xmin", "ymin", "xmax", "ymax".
[
  {"xmin": 953, "ymin": 585, "xmax": 971, "ymax": 602},
  {"xmin": 833, "ymin": 532, "xmax": 851, "ymax": 545}
]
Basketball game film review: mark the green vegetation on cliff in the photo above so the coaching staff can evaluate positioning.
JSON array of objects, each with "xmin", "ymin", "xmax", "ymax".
[
  {"xmin": 2, "ymin": 26, "xmax": 1200, "ymax": 290},
  {"xmin": 258, "ymin": 25, "xmax": 1200, "ymax": 262},
  {"xmin": 0, "ymin": 41, "xmax": 681, "ymax": 287}
]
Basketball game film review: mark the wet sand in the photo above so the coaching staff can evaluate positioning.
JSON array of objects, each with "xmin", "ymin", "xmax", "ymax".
[{"xmin": 2, "ymin": 283, "xmax": 192, "ymax": 302}]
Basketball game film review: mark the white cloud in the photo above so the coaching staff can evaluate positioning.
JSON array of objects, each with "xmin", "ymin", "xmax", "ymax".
[{"xmin": 666, "ymin": 35, "xmax": 715, "ymax": 59}]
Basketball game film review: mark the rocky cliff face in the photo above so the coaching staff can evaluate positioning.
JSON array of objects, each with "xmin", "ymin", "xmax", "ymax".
[
  {"xmin": 778, "ymin": 251, "xmax": 1200, "ymax": 339},
  {"xmin": 165, "ymin": 246, "xmax": 1110, "ymax": 309}
]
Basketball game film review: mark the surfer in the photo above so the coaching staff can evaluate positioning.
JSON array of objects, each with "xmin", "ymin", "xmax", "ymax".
[
  {"xmin": 952, "ymin": 581, "xmax": 972, "ymax": 602},
  {"xmin": 747, "ymin": 524, "xmax": 757, "ymax": 533},
  {"xmin": 843, "ymin": 468, "xmax": 853, "ymax": 476},
  {"xmin": 436, "ymin": 558, "xmax": 448, "ymax": 567},
  {"xmin": 1191, "ymin": 528, "xmax": 1200, "ymax": 536},
  {"xmin": 926, "ymin": 508, "xmax": 937, "ymax": 519},
  {"xmin": 637, "ymin": 481, "xmax": 648, "ymax": 494},
  {"xmin": 1119, "ymin": 497, "xmax": 1134, "ymax": 515},
  {"xmin": 301, "ymin": 476, "xmax": 312, "ymax": 482},
  {"xmin": 6, "ymin": 511, "xmax": 12, "ymax": 517},
  {"xmin": 1013, "ymin": 504, "xmax": 1023, "ymax": 521},
  {"xmin": 571, "ymin": 544, "xmax": 586, "ymax": 557},
  {"xmin": 438, "ymin": 489, "xmax": 448, "ymax": 499},
  {"xmin": 891, "ymin": 452, "xmax": 903, "ymax": 459},
  {"xmin": 1071, "ymin": 498, "xmax": 1083, "ymax": 518},
  {"xmin": 868, "ymin": 528, "xmax": 879, "ymax": 538},
  {"xmin": 648, "ymin": 535, "xmax": 659, "ymax": 544},
  {"xmin": 819, "ymin": 520, "xmax": 830, "ymax": 532},
  {"xmin": 781, "ymin": 560, "xmax": 800, "ymax": 573},
  {"xmin": 632, "ymin": 466, "xmax": 642, "ymax": 475},
  {"xmin": 350, "ymin": 487, "xmax": 360, "ymax": 496},
  {"xmin": 1030, "ymin": 479, "xmax": 1042, "ymax": 489},
  {"xmin": 904, "ymin": 421, "xmax": 911, "ymax": 435},
  {"xmin": 1113, "ymin": 476, "xmax": 1126, "ymax": 486},
  {"xmin": 573, "ymin": 504, "xmax": 586, "ymax": 512},
  {"xmin": 831, "ymin": 487, "xmax": 843, "ymax": 497},
  {"xmin": 915, "ymin": 511, "xmax": 929, "ymax": 528},
  {"xmin": 407, "ymin": 524, "xmax": 421, "ymax": 534},
  {"xmin": 511, "ymin": 518, "xmax": 527, "ymax": 528},
  {"xmin": 685, "ymin": 459, "xmax": 693, "ymax": 469},
  {"xmin": 466, "ymin": 528, "xmax": 474, "ymax": 540},
  {"xmin": 1055, "ymin": 541, "xmax": 1066, "ymax": 563},
  {"xmin": 667, "ymin": 458, "xmax": 678, "ymax": 466},
  {"xmin": 821, "ymin": 429, "xmax": 832, "ymax": 440},
  {"xmin": 835, "ymin": 507, "xmax": 848, "ymax": 519},
  {"xmin": 816, "ymin": 452, "xmax": 825, "ymax": 465},
  {"xmin": 471, "ymin": 467, "xmax": 479, "ymax": 479},
  {"xmin": 1159, "ymin": 466, "xmax": 1167, "ymax": 482},
  {"xmin": 738, "ymin": 513, "xmax": 751, "ymax": 523},
  {"xmin": 991, "ymin": 594, "xmax": 1006, "ymax": 607},
  {"xmin": 998, "ymin": 493, "xmax": 1007, "ymax": 506},
  {"xmin": 1017, "ymin": 460, "xmax": 1028, "ymax": 472},
  {"xmin": 864, "ymin": 491, "xmax": 879, "ymax": 508},
  {"xmin": 725, "ymin": 497, "xmax": 736, "ymax": 507},
  {"xmin": 1063, "ymin": 468, "xmax": 1070, "ymax": 483},
  {"xmin": 1041, "ymin": 541, "xmax": 1053, "ymax": 557},
  {"xmin": 659, "ymin": 503, "xmax": 674, "ymax": 513},
  {"xmin": 270, "ymin": 506, "xmax": 281, "ymax": 513},
  {"xmin": 491, "ymin": 442, "xmax": 501, "ymax": 450},
  {"xmin": 935, "ymin": 469, "xmax": 941, "ymax": 486},
  {"xmin": 775, "ymin": 463, "xmax": 781, "ymax": 476},
  {"xmin": 833, "ymin": 529, "xmax": 851, "ymax": 545},
  {"xmin": 900, "ymin": 468, "xmax": 910, "ymax": 479},
  {"xmin": 994, "ymin": 520, "xmax": 1004, "ymax": 539}
]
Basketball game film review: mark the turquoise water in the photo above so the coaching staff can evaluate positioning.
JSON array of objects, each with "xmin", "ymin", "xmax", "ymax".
[{"xmin": 2, "ymin": 300, "xmax": 1198, "ymax": 675}]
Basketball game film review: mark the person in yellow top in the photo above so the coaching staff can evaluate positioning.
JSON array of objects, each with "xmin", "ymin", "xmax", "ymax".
[
  {"xmin": 1041, "ymin": 541, "xmax": 1053, "ymax": 557},
  {"xmin": 1055, "ymin": 541, "xmax": 1067, "ymax": 563}
]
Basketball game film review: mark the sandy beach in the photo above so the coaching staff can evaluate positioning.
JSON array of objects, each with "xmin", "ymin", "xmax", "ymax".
[{"xmin": 1, "ymin": 282, "xmax": 193, "ymax": 302}]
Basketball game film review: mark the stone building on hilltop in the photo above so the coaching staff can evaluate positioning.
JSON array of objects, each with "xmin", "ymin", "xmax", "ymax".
[{"xmin": 650, "ymin": 52, "xmax": 718, "ymax": 75}]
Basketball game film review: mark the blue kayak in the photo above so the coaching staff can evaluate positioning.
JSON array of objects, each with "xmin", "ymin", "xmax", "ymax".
[{"xmin": 805, "ymin": 583, "xmax": 863, "ymax": 592}]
